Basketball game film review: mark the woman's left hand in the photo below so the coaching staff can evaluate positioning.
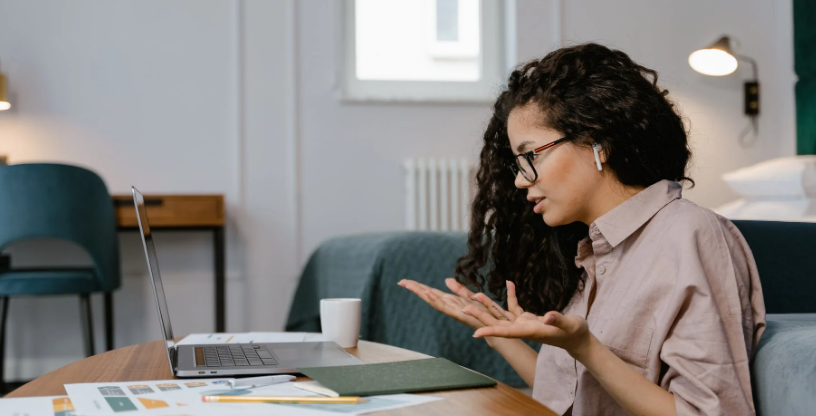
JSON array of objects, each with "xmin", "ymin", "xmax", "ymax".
[
  {"xmin": 466, "ymin": 281, "xmax": 592, "ymax": 358},
  {"xmin": 471, "ymin": 284, "xmax": 677, "ymax": 416}
]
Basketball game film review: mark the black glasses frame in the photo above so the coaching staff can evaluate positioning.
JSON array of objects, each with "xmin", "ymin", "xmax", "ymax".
[{"xmin": 509, "ymin": 136, "xmax": 571, "ymax": 182}]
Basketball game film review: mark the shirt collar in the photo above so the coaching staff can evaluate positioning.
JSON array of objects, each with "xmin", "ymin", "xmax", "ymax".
[
  {"xmin": 590, "ymin": 180, "xmax": 683, "ymax": 248},
  {"xmin": 574, "ymin": 236, "xmax": 594, "ymax": 269}
]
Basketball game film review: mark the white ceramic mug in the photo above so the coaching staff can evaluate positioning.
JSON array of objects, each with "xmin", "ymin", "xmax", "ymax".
[{"xmin": 320, "ymin": 298, "xmax": 362, "ymax": 348}]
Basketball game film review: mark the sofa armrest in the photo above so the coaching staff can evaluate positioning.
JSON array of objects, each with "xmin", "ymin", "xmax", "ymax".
[{"xmin": 752, "ymin": 314, "xmax": 816, "ymax": 416}]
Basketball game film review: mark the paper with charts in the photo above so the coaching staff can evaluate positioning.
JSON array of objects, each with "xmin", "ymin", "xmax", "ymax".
[
  {"xmin": 64, "ymin": 378, "xmax": 440, "ymax": 416},
  {"xmin": 0, "ymin": 396, "xmax": 85, "ymax": 416},
  {"xmin": 64, "ymin": 379, "xmax": 249, "ymax": 415},
  {"xmin": 0, "ymin": 393, "xmax": 325, "ymax": 416}
]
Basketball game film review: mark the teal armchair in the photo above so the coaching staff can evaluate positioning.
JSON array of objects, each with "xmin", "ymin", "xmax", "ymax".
[{"xmin": 0, "ymin": 163, "xmax": 120, "ymax": 392}]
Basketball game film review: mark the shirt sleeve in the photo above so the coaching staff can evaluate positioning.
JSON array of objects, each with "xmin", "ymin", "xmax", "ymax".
[{"xmin": 658, "ymin": 210, "xmax": 760, "ymax": 416}]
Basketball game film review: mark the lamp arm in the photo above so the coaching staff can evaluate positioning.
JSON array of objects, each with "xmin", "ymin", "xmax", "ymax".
[{"xmin": 734, "ymin": 54, "xmax": 758, "ymax": 80}]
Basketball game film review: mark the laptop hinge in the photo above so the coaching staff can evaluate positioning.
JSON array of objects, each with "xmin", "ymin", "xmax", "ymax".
[{"xmin": 171, "ymin": 346, "xmax": 178, "ymax": 370}]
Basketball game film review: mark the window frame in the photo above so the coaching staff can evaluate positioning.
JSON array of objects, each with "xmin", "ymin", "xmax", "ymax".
[{"xmin": 338, "ymin": 0, "xmax": 506, "ymax": 103}]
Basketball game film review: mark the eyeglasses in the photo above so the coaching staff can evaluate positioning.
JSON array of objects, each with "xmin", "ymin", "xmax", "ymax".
[{"xmin": 509, "ymin": 136, "xmax": 571, "ymax": 183}]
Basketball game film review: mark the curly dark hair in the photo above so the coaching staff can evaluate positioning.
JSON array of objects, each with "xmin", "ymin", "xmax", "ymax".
[{"xmin": 454, "ymin": 43, "xmax": 692, "ymax": 315}]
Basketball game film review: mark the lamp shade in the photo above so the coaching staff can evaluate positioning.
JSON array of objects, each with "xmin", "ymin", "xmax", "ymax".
[
  {"xmin": 0, "ymin": 71, "xmax": 9, "ymax": 111},
  {"xmin": 689, "ymin": 36, "xmax": 739, "ymax": 76}
]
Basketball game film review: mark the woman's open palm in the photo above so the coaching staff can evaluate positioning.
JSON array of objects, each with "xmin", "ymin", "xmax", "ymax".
[
  {"xmin": 398, "ymin": 278, "xmax": 518, "ymax": 330},
  {"xmin": 463, "ymin": 281, "xmax": 590, "ymax": 354}
]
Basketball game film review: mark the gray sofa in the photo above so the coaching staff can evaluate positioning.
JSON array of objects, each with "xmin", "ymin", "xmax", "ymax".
[{"xmin": 286, "ymin": 221, "xmax": 816, "ymax": 416}]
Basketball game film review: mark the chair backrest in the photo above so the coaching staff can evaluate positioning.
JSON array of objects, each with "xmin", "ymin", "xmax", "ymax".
[
  {"xmin": 0, "ymin": 163, "xmax": 120, "ymax": 292},
  {"xmin": 732, "ymin": 220, "xmax": 816, "ymax": 314}
]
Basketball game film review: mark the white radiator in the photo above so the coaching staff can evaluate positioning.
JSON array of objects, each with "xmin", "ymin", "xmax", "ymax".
[{"xmin": 403, "ymin": 158, "xmax": 475, "ymax": 231}]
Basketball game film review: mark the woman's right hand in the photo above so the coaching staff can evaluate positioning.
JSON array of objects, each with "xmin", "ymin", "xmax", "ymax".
[{"xmin": 398, "ymin": 278, "xmax": 516, "ymax": 331}]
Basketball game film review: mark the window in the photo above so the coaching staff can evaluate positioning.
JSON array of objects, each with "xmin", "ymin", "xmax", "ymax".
[{"xmin": 341, "ymin": 0, "xmax": 505, "ymax": 102}]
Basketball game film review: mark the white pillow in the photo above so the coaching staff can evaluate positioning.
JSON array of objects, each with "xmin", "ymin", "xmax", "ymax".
[
  {"xmin": 721, "ymin": 156, "xmax": 816, "ymax": 198},
  {"xmin": 715, "ymin": 198, "xmax": 816, "ymax": 222}
]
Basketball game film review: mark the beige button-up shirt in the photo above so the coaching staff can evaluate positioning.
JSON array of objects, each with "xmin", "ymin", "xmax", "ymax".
[{"xmin": 532, "ymin": 180, "xmax": 766, "ymax": 415}]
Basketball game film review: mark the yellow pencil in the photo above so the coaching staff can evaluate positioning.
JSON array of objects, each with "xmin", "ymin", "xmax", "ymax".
[{"xmin": 202, "ymin": 395, "xmax": 365, "ymax": 404}]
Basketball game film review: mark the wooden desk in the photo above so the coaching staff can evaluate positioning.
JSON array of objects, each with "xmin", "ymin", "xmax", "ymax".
[
  {"xmin": 6, "ymin": 340, "xmax": 556, "ymax": 416},
  {"xmin": 112, "ymin": 194, "xmax": 226, "ymax": 333}
]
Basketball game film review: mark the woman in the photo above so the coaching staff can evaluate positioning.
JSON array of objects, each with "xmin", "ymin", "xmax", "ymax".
[{"xmin": 399, "ymin": 43, "xmax": 765, "ymax": 416}]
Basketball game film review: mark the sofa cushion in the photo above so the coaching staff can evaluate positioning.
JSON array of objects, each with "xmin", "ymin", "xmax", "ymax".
[{"xmin": 752, "ymin": 314, "xmax": 816, "ymax": 416}]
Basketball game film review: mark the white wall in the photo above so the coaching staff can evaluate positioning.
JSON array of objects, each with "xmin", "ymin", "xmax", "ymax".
[
  {"xmin": 554, "ymin": 0, "xmax": 797, "ymax": 207},
  {"xmin": 0, "ymin": 0, "xmax": 795, "ymax": 381},
  {"xmin": 297, "ymin": 0, "xmax": 495, "ymax": 259},
  {"xmin": 0, "ymin": 0, "xmax": 297, "ymax": 380}
]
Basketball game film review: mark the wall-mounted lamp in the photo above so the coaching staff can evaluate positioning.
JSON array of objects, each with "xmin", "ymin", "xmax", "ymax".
[
  {"xmin": 689, "ymin": 36, "xmax": 759, "ymax": 146},
  {"xmin": 0, "ymin": 60, "xmax": 10, "ymax": 111},
  {"xmin": 0, "ymin": 60, "xmax": 10, "ymax": 165}
]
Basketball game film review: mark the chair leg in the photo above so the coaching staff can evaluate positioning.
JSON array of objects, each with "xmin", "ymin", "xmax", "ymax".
[
  {"xmin": 0, "ymin": 297, "xmax": 8, "ymax": 394},
  {"xmin": 104, "ymin": 293, "xmax": 114, "ymax": 351},
  {"xmin": 79, "ymin": 294, "xmax": 95, "ymax": 357}
]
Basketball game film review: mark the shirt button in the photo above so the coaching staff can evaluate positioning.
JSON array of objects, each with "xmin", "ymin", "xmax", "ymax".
[{"xmin": 598, "ymin": 265, "xmax": 606, "ymax": 274}]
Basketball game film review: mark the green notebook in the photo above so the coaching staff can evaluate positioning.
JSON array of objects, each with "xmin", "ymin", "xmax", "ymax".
[{"xmin": 296, "ymin": 358, "xmax": 497, "ymax": 397}]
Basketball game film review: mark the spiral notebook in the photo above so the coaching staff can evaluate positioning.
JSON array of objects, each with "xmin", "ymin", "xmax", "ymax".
[{"xmin": 295, "ymin": 357, "xmax": 497, "ymax": 397}]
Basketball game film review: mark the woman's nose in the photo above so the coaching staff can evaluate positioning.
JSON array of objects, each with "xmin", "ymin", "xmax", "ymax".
[{"xmin": 514, "ymin": 171, "xmax": 532, "ymax": 189}]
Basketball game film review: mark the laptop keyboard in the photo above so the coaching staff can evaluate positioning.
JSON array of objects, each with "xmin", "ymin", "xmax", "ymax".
[{"xmin": 195, "ymin": 345, "xmax": 278, "ymax": 367}]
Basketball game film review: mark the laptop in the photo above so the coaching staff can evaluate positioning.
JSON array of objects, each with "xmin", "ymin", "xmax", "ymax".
[{"xmin": 131, "ymin": 186, "xmax": 362, "ymax": 377}]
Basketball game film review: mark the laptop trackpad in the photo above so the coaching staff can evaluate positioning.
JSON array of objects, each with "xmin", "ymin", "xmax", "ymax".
[{"xmin": 270, "ymin": 342, "xmax": 350, "ymax": 362}]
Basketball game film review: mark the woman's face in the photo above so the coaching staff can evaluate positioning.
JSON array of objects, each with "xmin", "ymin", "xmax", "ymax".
[{"xmin": 506, "ymin": 104, "xmax": 605, "ymax": 226}]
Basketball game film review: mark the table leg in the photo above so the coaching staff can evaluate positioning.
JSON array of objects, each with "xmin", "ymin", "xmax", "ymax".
[
  {"xmin": 214, "ymin": 227, "xmax": 226, "ymax": 332},
  {"xmin": 79, "ymin": 294, "xmax": 95, "ymax": 357},
  {"xmin": 0, "ymin": 296, "xmax": 8, "ymax": 393},
  {"xmin": 104, "ymin": 292, "xmax": 114, "ymax": 351}
]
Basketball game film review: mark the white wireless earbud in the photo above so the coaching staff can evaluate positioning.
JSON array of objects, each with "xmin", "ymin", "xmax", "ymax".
[{"xmin": 592, "ymin": 143, "xmax": 603, "ymax": 171}]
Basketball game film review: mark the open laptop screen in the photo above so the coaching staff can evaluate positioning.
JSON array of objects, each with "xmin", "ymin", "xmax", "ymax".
[{"xmin": 132, "ymin": 186, "xmax": 176, "ymax": 373}]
